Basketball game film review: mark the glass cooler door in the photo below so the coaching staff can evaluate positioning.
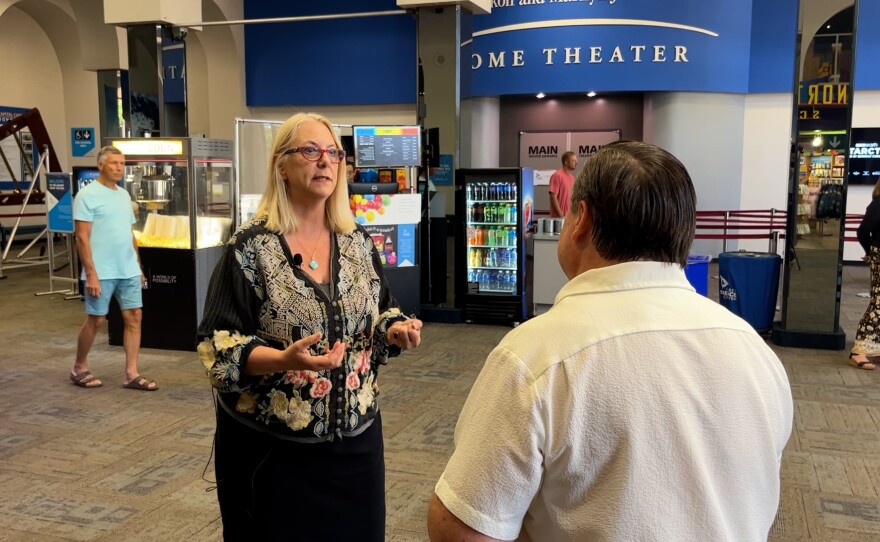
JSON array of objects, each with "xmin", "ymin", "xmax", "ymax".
[{"xmin": 465, "ymin": 177, "xmax": 519, "ymax": 296}]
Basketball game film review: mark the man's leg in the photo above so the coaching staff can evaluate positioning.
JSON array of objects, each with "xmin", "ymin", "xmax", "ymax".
[
  {"xmin": 116, "ymin": 276, "xmax": 155, "ymax": 389},
  {"xmin": 72, "ymin": 314, "xmax": 106, "ymax": 384},
  {"xmin": 72, "ymin": 278, "xmax": 112, "ymax": 386},
  {"xmin": 120, "ymin": 307, "xmax": 145, "ymax": 384}
]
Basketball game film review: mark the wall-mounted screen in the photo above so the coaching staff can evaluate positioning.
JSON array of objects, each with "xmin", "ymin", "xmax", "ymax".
[
  {"xmin": 849, "ymin": 128, "xmax": 880, "ymax": 185},
  {"xmin": 353, "ymin": 126, "xmax": 421, "ymax": 168}
]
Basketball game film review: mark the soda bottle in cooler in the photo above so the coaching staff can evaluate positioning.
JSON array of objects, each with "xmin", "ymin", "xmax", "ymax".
[
  {"xmin": 508, "ymin": 227, "xmax": 517, "ymax": 248},
  {"xmin": 511, "ymin": 182, "xmax": 517, "ymax": 201}
]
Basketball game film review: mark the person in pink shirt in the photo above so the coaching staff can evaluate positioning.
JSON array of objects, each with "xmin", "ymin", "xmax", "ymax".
[{"xmin": 549, "ymin": 151, "xmax": 577, "ymax": 217}]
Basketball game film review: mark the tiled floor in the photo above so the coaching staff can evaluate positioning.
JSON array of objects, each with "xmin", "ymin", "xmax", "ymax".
[{"xmin": 0, "ymin": 260, "xmax": 877, "ymax": 541}]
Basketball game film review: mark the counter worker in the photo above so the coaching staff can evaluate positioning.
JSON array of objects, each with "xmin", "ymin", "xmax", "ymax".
[{"xmin": 548, "ymin": 151, "xmax": 577, "ymax": 218}]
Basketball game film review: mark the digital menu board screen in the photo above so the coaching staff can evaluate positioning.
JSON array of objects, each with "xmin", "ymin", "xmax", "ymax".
[
  {"xmin": 849, "ymin": 128, "xmax": 880, "ymax": 185},
  {"xmin": 353, "ymin": 126, "xmax": 421, "ymax": 168}
]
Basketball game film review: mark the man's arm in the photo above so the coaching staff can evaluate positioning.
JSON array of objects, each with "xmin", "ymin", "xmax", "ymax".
[
  {"xmin": 427, "ymin": 494, "xmax": 509, "ymax": 542},
  {"xmin": 132, "ymin": 232, "xmax": 145, "ymax": 284},
  {"xmin": 75, "ymin": 220, "xmax": 100, "ymax": 298},
  {"xmin": 549, "ymin": 192, "xmax": 562, "ymax": 217}
]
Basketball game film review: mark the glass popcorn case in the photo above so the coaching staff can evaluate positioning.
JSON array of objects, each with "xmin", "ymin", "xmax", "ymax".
[{"xmin": 103, "ymin": 137, "xmax": 234, "ymax": 350}]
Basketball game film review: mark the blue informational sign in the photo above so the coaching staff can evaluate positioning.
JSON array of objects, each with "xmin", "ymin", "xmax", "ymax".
[
  {"xmin": 397, "ymin": 224, "xmax": 416, "ymax": 267},
  {"xmin": 46, "ymin": 172, "xmax": 74, "ymax": 233},
  {"xmin": 465, "ymin": 0, "xmax": 792, "ymax": 97},
  {"xmin": 71, "ymin": 127, "xmax": 95, "ymax": 157},
  {"xmin": 162, "ymin": 35, "xmax": 186, "ymax": 104},
  {"xmin": 431, "ymin": 154, "xmax": 454, "ymax": 186}
]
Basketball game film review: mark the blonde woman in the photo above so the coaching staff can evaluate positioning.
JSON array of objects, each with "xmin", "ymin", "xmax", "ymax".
[{"xmin": 199, "ymin": 113, "xmax": 422, "ymax": 540}]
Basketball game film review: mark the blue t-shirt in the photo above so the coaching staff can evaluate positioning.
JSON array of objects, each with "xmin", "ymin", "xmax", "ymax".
[{"xmin": 73, "ymin": 181, "xmax": 141, "ymax": 280}]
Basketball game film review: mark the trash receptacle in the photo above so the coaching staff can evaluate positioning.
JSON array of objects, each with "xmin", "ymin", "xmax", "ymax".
[
  {"xmin": 718, "ymin": 251, "xmax": 781, "ymax": 331},
  {"xmin": 684, "ymin": 255, "xmax": 711, "ymax": 296}
]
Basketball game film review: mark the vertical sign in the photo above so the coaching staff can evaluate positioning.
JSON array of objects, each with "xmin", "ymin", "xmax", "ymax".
[
  {"xmin": 71, "ymin": 127, "xmax": 96, "ymax": 157},
  {"xmin": 46, "ymin": 172, "xmax": 74, "ymax": 233}
]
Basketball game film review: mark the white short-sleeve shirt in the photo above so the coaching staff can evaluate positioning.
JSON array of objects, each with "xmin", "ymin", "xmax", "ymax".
[{"xmin": 435, "ymin": 261, "xmax": 793, "ymax": 542}]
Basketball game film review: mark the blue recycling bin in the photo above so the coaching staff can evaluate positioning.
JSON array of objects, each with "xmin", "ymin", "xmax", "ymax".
[
  {"xmin": 718, "ymin": 252, "xmax": 781, "ymax": 331},
  {"xmin": 684, "ymin": 255, "xmax": 711, "ymax": 296}
]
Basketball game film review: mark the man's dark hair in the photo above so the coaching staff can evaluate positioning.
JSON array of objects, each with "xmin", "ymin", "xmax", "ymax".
[
  {"xmin": 571, "ymin": 140, "xmax": 696, "ymax": 267},
  {"xmin": 561, "ymin": 151, "xmax": 576, "ymax": 165}
]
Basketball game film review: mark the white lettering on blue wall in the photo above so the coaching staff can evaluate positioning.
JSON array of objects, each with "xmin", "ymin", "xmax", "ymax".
[{"xmin": 473, "ymin": 44, "xmax": 688, "ymax": 70}]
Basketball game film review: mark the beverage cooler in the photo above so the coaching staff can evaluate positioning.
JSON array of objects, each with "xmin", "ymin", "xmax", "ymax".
[{"xmin": 455, "ymin": 168, "xmax": 534, "ymax": 325}]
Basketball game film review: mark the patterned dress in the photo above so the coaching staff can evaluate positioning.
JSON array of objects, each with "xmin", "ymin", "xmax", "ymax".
[{"xmin": 853, "ymin": 199, "xmax": 880, "ymax": 356}]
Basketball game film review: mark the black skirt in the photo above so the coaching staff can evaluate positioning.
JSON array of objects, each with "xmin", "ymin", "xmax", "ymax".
[{"xmin": 214, "ymin": 405, "xmax": 385, "ymax": 541}]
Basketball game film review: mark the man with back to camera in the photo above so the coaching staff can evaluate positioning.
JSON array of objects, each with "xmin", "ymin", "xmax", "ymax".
[
  {"xmin": 427, "ymin": 141, "xmax": 793, "ymax": 542},
  {"xmin": 68, "ymin": 146, "xmax": 158, "ymax": 391},
  {"xmin": 548, "ymin": 150, "xmax": 577, "ymax": 217}
]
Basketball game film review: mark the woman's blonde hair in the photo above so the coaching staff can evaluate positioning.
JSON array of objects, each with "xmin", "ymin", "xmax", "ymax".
[
  {"xmin": 873, "ymin": 178, "xmax": 880, "ymax": 200},
  {"xmin": 255, "ymin": 112, "xmax": 356, "ymax": 234}
]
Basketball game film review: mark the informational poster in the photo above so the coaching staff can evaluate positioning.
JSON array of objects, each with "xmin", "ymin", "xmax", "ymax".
[
  {"xmin": 71, "ymin": 127, "xmax": 96, "ymax": 157},
  {"xmin": 350, "ymin": 193, "xmax": 421, "ymax": 226},
  {"xmin": 46, "ymin": 172, "xmax": 74, "ymax": 233},
  {"xmin": 519, "ymin": 130, "xmax": 620, "ymax": 175},
  {"xmin": 431, "ymin": 154, "xmax": 454, "ymax": 186},
  {"xmin": 363, "ymin": 223, "xmax": 416, "ymax": 268},
  {"xmin": 533, "ymin": 170, "xmax": 555, "ymax": 187}
]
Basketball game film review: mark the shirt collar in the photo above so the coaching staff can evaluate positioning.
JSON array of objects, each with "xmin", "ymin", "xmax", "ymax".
[{"xmin": 554, "ymin": 261, "xmax": 692, "ymax": 305}]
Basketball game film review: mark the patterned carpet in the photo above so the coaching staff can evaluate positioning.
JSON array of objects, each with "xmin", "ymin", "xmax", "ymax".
[{"xmin": 0, "ymin": 262, "xmax": 877, "ymax": 541}]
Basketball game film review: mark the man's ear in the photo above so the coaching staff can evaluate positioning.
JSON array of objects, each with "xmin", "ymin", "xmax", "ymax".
[{"xmin": 569, "ymin": 200, "xmax": 591, "ymax": 242}]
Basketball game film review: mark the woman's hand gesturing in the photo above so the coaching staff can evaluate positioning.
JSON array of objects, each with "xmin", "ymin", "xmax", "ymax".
[
  {"xmin": 282, "ymin": 333, "xmax": 346, "ymax": 371},
  {"xmin": 387, "ymin": 319, "xmax": 423, "ymax": 350}
]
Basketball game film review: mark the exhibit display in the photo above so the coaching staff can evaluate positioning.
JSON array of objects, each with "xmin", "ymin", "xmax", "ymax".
[
  {"xmin": 455, "ymin": 167, "xmax": 535, "ymax": 325},
  {"xmin": 104, "ymin": 136, "xmax": 234, "ymax": 350}
]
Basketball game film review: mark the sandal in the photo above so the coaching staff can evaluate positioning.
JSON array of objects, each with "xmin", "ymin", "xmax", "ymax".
[
  {"xmin": 848, "ymin": 354, "xmax": 876, "ymax": 371},
  {"xmin": 123, "ymin": 375, "xmax": 159, "ymax": 391},
  {"xmin": 70, "ymin": 370, "xmax": 103, "ymax": 388}
]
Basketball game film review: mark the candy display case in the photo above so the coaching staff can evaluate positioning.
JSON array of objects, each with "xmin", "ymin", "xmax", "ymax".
[{"xmin": 103, "ymin": 137, "xmax": 234, "ymax": 351}]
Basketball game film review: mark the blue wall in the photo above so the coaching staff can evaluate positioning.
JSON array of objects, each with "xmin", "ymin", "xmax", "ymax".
[
  {"xmin": 244, "ymin": 1, "xmax": 416, "ymax": 106},
  {"xmin": 855, "ymin": 0, "xmax": 880, "ymax": 90}
]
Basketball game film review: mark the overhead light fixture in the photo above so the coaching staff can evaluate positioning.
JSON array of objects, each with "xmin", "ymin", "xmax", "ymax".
[
  {"xmin": 812, "ymin": 134, "xmax": 824, "ymax": 147},
  {"xmin": 826, "ymin": 24, "xmax": 831, "ymax": 29},
  {"xmin": 586, "ymin": 91, "xmax": 597, "ymax": 98},
  {"xmin": 536, "ymin": 92, "xmax": 546, "ymax": 99}
]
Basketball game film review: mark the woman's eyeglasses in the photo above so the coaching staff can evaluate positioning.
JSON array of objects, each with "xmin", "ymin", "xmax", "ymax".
[{"xmin": 281, "ymin": 146, "xmax": 346, "ymax": 163}]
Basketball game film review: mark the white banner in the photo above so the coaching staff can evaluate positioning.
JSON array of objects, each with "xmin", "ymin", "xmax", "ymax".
[{"xmin": 519, "ymin": 130, "xmax": 621, "ymax": 178}]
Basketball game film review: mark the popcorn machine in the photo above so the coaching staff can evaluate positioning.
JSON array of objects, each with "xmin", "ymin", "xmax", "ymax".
[{"xmin": 103, "ymin": 137, "xmax": 234, "ymax": 350}]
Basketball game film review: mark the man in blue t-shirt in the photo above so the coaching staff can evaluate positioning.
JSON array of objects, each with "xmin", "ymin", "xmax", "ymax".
[{"xmin": 69, "ymin": 146, "xmax": 157, "ymax": 391}]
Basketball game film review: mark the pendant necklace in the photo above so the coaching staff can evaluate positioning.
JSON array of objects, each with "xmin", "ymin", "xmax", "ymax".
[{"xmin": 302, "ymin": 230, "xmax": 325, "ymax": 270}]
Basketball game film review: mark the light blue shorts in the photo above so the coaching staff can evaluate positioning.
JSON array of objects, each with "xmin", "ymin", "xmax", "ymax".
[{"xmin": 85, "ymin": 277, "xmax": 143, "ymax": 315}]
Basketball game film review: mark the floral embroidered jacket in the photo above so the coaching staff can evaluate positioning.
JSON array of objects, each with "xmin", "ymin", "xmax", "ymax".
[{"xmin": 198, "ymin": 217, "xmax": 406, "ymax": 442}]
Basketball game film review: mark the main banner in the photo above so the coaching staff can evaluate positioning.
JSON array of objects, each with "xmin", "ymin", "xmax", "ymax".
[{"xmin": 520, "ymin": 129, "xmax": 620, "ymax": 182}]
